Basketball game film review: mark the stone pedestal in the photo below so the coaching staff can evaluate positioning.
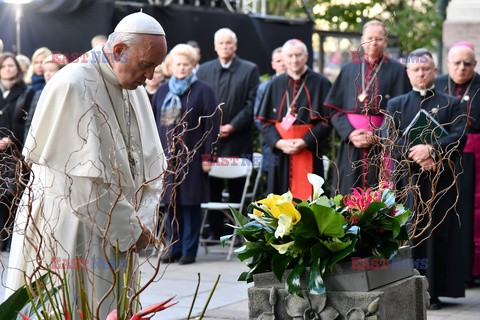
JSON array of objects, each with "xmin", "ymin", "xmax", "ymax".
[
  {"xmin": 248, "ymin": 271, "xmax": 428, "ymax": 320},
  {"xmin": 443, "ymin": 0, "xmax": 480, "ymax": 72}
]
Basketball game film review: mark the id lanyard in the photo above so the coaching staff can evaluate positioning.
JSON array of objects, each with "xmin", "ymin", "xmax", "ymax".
[
  {"xmin": 358, "ymin": 59, "xmax": 384, "ymax": 103},
  {"xmin": 285, "ymin": 78, "xmax": 307, "ymax": 117}
]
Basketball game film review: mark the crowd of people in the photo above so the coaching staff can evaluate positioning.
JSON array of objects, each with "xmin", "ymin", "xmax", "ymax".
[{"xmin": 0, "ymin": 13, "xmax": 479, "ymax": 315}]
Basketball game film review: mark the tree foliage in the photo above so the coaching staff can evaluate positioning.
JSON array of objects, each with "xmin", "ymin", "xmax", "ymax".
[{"xmin": 263, "ymin": 0, "xmax": 443, "ymax": 53}]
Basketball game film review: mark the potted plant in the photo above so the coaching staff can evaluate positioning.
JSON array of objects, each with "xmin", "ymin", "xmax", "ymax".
[{"xmin": 222, "ymin": 174, "xmax": 412, "ymax": 297}]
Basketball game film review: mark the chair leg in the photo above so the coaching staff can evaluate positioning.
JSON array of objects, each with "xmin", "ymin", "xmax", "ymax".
[
  {"xmin": 227, "ymin": 233, "xmax": 235, "ymax": 260},
  {"xmin": 199, "ymin": 209, "xmax": 209, "ymax": 254}
]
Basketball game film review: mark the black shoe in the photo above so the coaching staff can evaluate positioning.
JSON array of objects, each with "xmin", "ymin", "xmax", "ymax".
[
  {"xmin": 161, "ymin": 252, "xmax": 181, "ymax": 263},
  {"xmin": 178, "ymin": 255, "xmax": 195, "ymax": 265},
  {"xmin": 428, "ymin": 296, "xmax": 442, "ymax": 310}
]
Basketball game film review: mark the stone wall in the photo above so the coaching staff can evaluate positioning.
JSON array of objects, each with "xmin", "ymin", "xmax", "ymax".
[{"xmin": 443, "ymin": 0, "xmax": 480, "ymax": 72}]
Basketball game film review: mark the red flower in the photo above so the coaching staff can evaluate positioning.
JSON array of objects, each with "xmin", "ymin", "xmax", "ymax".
[
  {"xmin": 349, "ymin": 215, "xmax": 359, "ymax": 225},
  {"xmin": 131, "ymin": 296, "xmax": 178, "ymax": 320},
  {"xmin": 344, "ymin": 187, "xmax": 377, "ymax": 212},
  {"xmin": 107, "ymin": 296, "xmax": 178, "ymax": 320}
]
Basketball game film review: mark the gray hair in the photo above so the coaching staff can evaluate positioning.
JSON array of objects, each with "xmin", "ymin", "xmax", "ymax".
[
  {"xmin": 282, "ymin": 39, "xmax": 308, "ymax": 54},
  {"xmin": 105, "ymin": 32, "xmax": 140, "ymax": 51},
  {"xmin": 447, "ymin": 45, "xmax": 476, "ymax": 60},
  {"xmin": 16, "ymin": 54, "xmax": 30, "ymax": 67},
  {"xmin": 271, "ymin": 47, "xmax": 283, "ymax": 59},
  {"xmin": 362, "ymin": 20, "xmax": 386, "ymax": 36},
  {"xmin": 214, "ymin": 28, "xmax": 237, "ymax": 44}
]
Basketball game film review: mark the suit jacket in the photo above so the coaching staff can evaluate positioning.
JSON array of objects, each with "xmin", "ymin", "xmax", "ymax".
[{"xmin": 197, "ymin": 56, "xmax": 259, "ymax": 156}]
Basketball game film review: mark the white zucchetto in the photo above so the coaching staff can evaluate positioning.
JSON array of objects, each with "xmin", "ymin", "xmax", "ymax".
[{"xmin": 114, "ymin": 11, "xmax": 165, "ymax": 36}]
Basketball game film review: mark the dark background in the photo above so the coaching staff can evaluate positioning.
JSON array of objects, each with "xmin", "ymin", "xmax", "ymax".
[{"xmin": 0, "ymin": 0, "xmax": 313, "ymax": 75}]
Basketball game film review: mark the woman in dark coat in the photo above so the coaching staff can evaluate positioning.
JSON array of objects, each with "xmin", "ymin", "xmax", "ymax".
[
  {"xmin": 152, "ymin": 44, "xmax": 219, "ymax": 264},
  {"xmin": 0, "ymin": 53, "xmax": 34, "ymax": 251}
]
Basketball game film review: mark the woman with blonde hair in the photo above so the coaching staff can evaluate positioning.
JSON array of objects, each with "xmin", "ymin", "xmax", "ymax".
[
  {"xmin": 152, "ymin": 44, "xmax": 219, "ymax": 264},
  {"xmin": 24, "ymin": 47, "xmax": 51, "ymax": 92},
  {"xmin": 24, "ymin": 53, "xmax": 68, "ymax": 137}
]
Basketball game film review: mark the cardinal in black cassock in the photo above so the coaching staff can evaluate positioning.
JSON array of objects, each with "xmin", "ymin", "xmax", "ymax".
[{"xmin": 257, "ymin": 69, "xmax": 331, "ymax": 199}]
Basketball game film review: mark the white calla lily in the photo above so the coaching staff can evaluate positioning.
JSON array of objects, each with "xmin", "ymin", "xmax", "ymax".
[
  {"xmin": 280, "ymin": 191, "xmax": 293, "ymax": 203},
  {"xmin": 307, "ymin": 173, "xmax": 325, "ymax": 199}
]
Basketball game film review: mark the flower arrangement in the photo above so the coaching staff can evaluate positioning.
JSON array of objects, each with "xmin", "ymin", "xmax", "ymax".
[{"xmin": 223, "ymin": 174, "xmax": 411, "ymax": 297}]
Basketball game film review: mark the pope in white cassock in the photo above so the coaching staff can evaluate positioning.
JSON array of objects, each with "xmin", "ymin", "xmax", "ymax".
[{"xmin": 5, "ymin": 11, "xmax": 167, "ymax": 319}]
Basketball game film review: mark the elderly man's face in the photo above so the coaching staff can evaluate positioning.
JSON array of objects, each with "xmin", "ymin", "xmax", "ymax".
[
  {"xmin": 407, "ymin": 56, "xmax": 437, "ymax": 89},
  {"xmin": 113, "ymin": 34, "xmax": 167, "ymax": 90},
  {"xmin": 447, "ymin": 46, "xmax": 476, "ymax": 85},
  {"xmin": 361, "ymin": 25, "xmax": 387, "ymax": 60},
  {"xmin": 282, "ymin": 43, "xmax": 308, "ymax": 75},
  {"xmin": 214, "ymin": 33, "xmax": 237, "ymax": 61}
]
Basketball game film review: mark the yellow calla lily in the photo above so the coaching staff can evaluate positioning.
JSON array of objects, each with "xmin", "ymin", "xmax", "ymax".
[
  {"xmin": 275, "ymin": 202, "xmax": 301, "ymax": 224},
  {"xmin": 254, "ymin": 193, "xmax": 301, "ymax": 225}
]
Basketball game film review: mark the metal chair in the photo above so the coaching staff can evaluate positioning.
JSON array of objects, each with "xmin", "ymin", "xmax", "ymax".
[
  {"xmin": 246, "ymin": 152, "xmax": 263, "ymax": 203},
  {"xmin": 199, "ymin": 157, "xmax": 253, "ymax": 260}
]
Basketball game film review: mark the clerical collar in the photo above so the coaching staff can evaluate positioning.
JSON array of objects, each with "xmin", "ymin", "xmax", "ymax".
[
  {"xmin": 412, "ymin": 85, "xmax": 435, "ymax": 96},
  {"xmin": 220, "ymin": 60, "xmax": 233, "ymax": 69},
  {"xmin": 287, "ymin": 66, "xmax": 308, "ymax": 81}
]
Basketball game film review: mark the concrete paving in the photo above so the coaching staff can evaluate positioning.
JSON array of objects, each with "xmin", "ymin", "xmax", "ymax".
[{"xmin": 2, "ymin": 246, "xmax": 480, "ymax": 319}]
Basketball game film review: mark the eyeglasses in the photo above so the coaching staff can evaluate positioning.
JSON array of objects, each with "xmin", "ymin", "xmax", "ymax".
[{"xmin": 451, "ymin": 60, "xmax": 475, "ymax": 68}]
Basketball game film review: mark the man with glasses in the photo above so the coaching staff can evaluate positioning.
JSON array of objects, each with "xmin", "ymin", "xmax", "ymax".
[
  {"xmin": 324, "ymin": 20, "xmax": 411, "ymax": 195},
  {"xmin": 436, "ymin": 41, "xmax": 480, "ymax": 286}
]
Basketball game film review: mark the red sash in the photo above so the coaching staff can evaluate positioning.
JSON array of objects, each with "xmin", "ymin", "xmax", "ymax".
[{"xmin": 275, "ymin": 123, "xmax": 314, "ymax": 199}]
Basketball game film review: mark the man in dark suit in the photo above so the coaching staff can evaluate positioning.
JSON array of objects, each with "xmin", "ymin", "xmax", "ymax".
[{"xmin": 197, "ymin": 28, "xmax": 259, "ymax": 239}]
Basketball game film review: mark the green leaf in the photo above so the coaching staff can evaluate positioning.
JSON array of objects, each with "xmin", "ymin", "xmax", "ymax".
[
  {"xmin": 292, "ymin": 208, "xmax": 317, "ymax": 239},
  {"xmin": 314, "ymin": 195, "xmax": 331, "ymax": 207},
  {"xmin": 286, "ymin": 263, "xmax": 306, "ymax": 298},
  {"xmin": 0, "ymin": 274, "xmax": 49, "ymax": 320},
  {"xmin": 231, "ymin": 207, "xmax": 250, "ymax": 226},
  {"xmin": 238, "ymin": 271, "xmax": 250, "ymax": 282},
  {"xmin": 220, "ymin": 234, "xmax": 233, "ymax": 246},
  {"xmin": 332, "ymin": 194, "xmax": 344, "ymax": 207},
  {"xmin": 376, "ymin": 241, "xmax": 400, "ymax": 260},
  {"xmin": 395, "ymin": 226, "xmax": 410, "ymax": 241},
  {"xmin": 272, "ymin": 254, "xmax": 294, "ymax": 282},
  {"xmin": 363, "ymin": 201, "xmax": 386, "ymax": 216},
  {"xmin": 381, "ymin": 189, "xmax": 396, "ymax": 207},
  {"xmin": 328, "ymin": 236, "xmax": 357, "ymax": 270},
  {"xmin": 320, "ymin": 238, "xmax": 352, "ymax": 253},
  {"xmin": 391, "ymin": 217, "xmax": 401, "ymax": 238},
  {"xmin": 307, "ymin": 243, "xmax": 327, "ymax": 295},
  {"xmin": 393, "ymin": 208, "xmax": 411, "ymax": 227},
  {"xmin": 307, "ymin": 204, "xmax": 346, "ymax": 238}
]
